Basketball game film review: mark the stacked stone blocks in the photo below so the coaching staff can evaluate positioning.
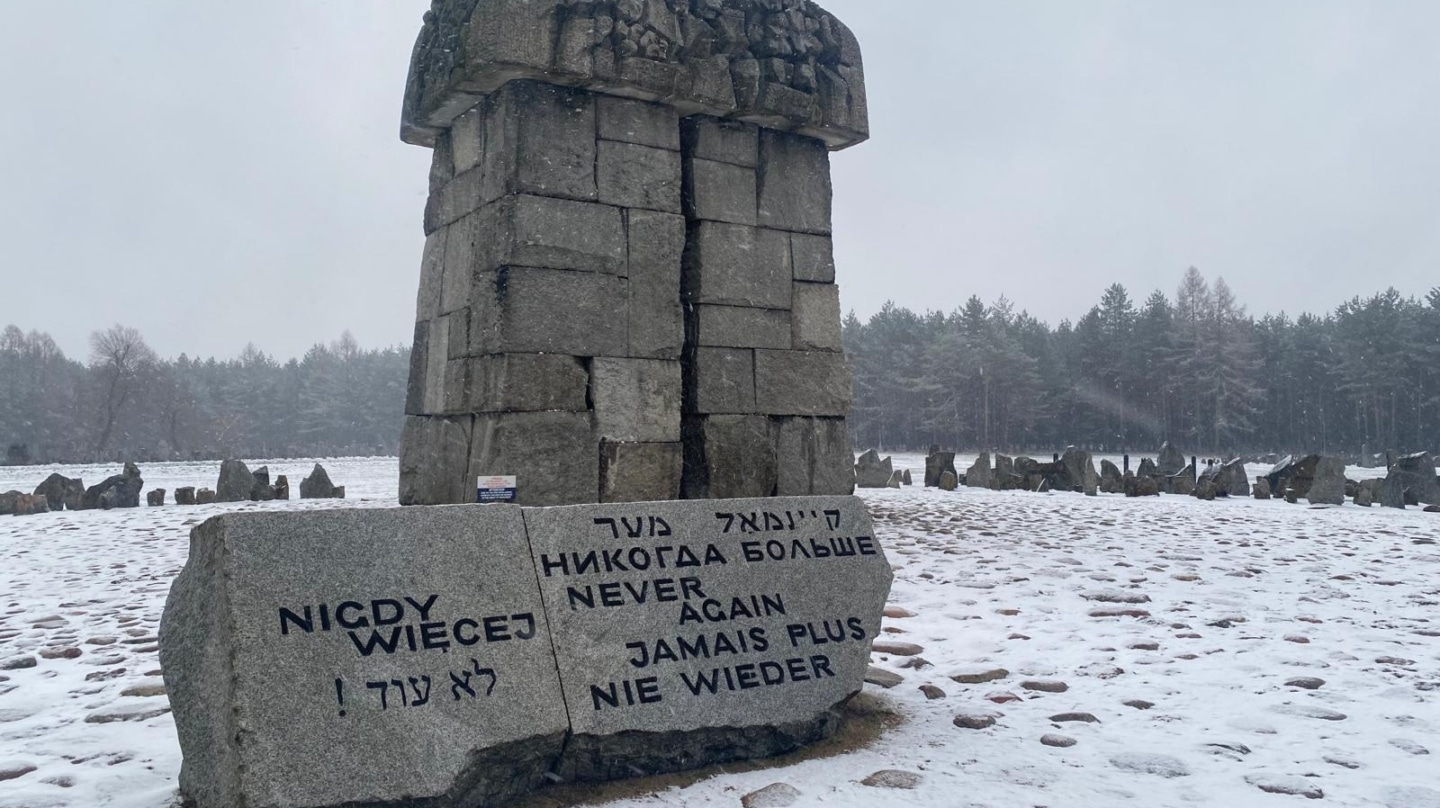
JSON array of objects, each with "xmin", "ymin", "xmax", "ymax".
[{"xmin": 399, "ymin": 0, "xmax": 866, "ymax": 507}]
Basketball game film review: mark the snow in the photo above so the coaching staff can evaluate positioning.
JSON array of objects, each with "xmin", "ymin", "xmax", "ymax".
[{"xmin": 2, "ymin": 457, "xmax": 1438, "ymax": 808}]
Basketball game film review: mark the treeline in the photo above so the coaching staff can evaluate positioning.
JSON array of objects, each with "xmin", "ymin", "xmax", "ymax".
[
  {"xmin": 845, "ymin": 268, "xmax": 1440, "ymax": 457},
  {"xmin": 0, "ymin": 325, "xmax": 408, "ymax": 464}
]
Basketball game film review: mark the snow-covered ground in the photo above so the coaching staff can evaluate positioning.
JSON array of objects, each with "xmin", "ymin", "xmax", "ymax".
[{"xmin": 1, "ymin": 458, "xmax": 1438, "ymax": 808}]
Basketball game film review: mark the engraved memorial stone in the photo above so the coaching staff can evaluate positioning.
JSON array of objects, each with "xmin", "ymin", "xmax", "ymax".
[
  {"xmin": 160, "ymin": 506, "xmax": 567, "ymax": 808},
  {"xmin": 522, "ymin": 496, "xmax": 891, "ymax": 781}
]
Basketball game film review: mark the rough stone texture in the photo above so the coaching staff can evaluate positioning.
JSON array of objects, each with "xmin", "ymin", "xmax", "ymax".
[
  {"xmin": 402, "ymin": 2, "xmax": 870, "ymax": 151},
  {"xmin": 776, "ymin": 418, "xmax": 854, "ymax": 496},
  {"xmin": 160, "ymin": 507, "xmax": 568, "ymax": 808},
  {"xmin": 682, "ymin": 415, "xmax": 777, "ymax": 500},
  {"xmin": 34, "ymin": 473, "xmax": 85, "ymax": 512},
  {"xmin": 400, "ymin": 2, "xmax": 865, "ymax": 507},
  {"xmin": 600, "ymin": 442, "xmax": 683, "ymax": 503},
  {"xmin": 965, "ymin": 454, "xmax": 992, "ymax": 489},
  {"xmin": 300, "ymin": 463, "xmax": 344, "ymax": 500},
  {"xmin": 854, "ymin": 449, "xmax": 895, "ymax": 489},
  {"xmin": 175, "ymin": 487, "xmax": 197, "ymax": 506},
  {"xmin": 1389, "ymin": 452, "xmax": 1439, "ymax": 506},
  {"xmin": 82, "ymin": 464, "xmax": 144, "ymax": 510},
  {"xmin": 470, "ymin": 412, "xmax": 599, "ymax": 507},
  {"xmin": 683, "ymin": 222, "xmax": 792, "ymax": 310},
  {"xmin": 1308, "ymin": 457, "xmax": 1348, "ymax": 506},
  {"xmin": 1157, "ymin": 442, "xmax": 1186, "ymax": 476},
  {"xmin": 753, "ymin": 350, "xmax": 851, "ymax": 416},
  {"xmin": 791, "ymin": 283, "xmax": 843, "ymax": 351},
  {"xmin": 524, "ymin": 496, "xmax": 890, "ymax": 781},
  {"xmin": 399, "ymin": 417, "xmax": 475, "ymax": 506},
  {"xmin": 215, "ymin": 460, "xmax": 253, "ymax": 504},
  {"xmin": 925, "ymin": 452, "xmax": 957, "ymax": 488}
]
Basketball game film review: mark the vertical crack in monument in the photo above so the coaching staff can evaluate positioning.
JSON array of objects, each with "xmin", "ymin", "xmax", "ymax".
[{"xmin": 398, "ymin": 0, "xmax": 867, "ymax": 507}]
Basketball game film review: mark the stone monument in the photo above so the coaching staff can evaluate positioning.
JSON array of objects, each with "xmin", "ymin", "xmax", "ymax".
[
  {"xmin": 160, "ymin": 496, "xmax": 891, "ymax": 807},
  {"xmin": 398, "ymin": 0, "xmax": 867, "ymax": 507}
]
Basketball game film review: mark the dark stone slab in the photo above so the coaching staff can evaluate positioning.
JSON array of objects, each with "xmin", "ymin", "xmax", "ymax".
[
  {"xmin": 592, "ymin": 359, "xmax": 683, "ymax": 444},
  {"xmin": 522, "ymin": 496, "xmax": 891, "ymax": 781},
  {"xmin": 597, "ymin": 141, "xmax": 682, "ymax": 213},
  {"xmin": 626, "ymin": 210, "xmax": 686, "ymax": 360},
  {"xmin": 464, "ymin": 354, "xmax": 590, "ymax": 414},
  {"xmin": 694, "ymin": 305, "xmax": 792, "ymax": 350},
  {"xmin": 470, "ymin": 268, "xmax": 629, "ymax": 358},
  {"xmin": 160, "ymin": 507, "xmax": 567, "ymax": 808},
  {"xmin": 683, "ymin": 415, "xmax": 778, "ymax": 500},
  {"xmin": 757, "ymin": 130, "xmax": 832, "ymax": 235},
  {"xmin": 470, "ymin": 411, "xmax": 599, "ymax": 507},
  {"xmin": 683, "ymin": 157, "xmax": 758, "ymax": 225},
  {"xmin": 681, "ymin": 115, "xmax": 760, "ymax": 168},
  {"xmin": 754, "ymin": 350, "xmax": 851, "ymax": 417},
  {"xmin": 688, "ymin": 347, "xmax": 757, "ymax": 415},
  {"xmin": 791, "ymin": 283, "xmax": 843, "ymax": 351},
  {"xmin": 776, "ymin": 417, "xmax": 854, "ymax": 497},
  {"xmin": 683, "ymin": 222, "xmax": 792, "ymax": 310},
  {"xmin": 600, "ymin": 441, "xmax": 684, "ymax": 504},
  {"xmin": 598, "ymin": 97, "xmax": 680, "ymax": 151}
]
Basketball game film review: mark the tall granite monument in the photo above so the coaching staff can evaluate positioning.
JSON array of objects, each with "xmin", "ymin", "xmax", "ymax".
[{"xmin": 398, "ymin": 0, "xmax": 868, "ymax": 507}]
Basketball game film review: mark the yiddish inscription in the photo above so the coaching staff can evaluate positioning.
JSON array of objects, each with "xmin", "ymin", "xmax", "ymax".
[{"xmin": 523, "ymin": 496, "xmax": 891, "ymax": 742}]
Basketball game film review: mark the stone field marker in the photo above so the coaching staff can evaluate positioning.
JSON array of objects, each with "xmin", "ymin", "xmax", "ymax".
[
  {"xmin": 397, "ymin": 0, "xmax": 869, "ymax": 507},
  {"xmin": 161, "ymin": 497, "xmax": 891, "ymax": 807}
]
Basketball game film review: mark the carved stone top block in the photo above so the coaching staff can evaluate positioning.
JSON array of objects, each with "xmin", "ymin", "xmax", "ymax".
[{"xmin": 402, "ymin": 0, "xmax": 869, "ymax": 150}]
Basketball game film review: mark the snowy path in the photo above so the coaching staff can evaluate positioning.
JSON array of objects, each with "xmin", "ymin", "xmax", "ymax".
[{"xmin": 1, "ymin": 460, "xmax": 1438, "ymax": 807}]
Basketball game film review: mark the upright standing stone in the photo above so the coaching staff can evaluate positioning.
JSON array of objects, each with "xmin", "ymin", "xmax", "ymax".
[
  {"xmin": 853, "ymin": 449, "xmax": 895, "ymax": 489},
  {"xmin": 398, "ymin": 0, "xmax": 868, "ymax": 507},
  {"xmin": 522, "ymin": 496, "xmax": 890, "ymax": 781},
  {"xmin": 925, "ymin": 451, "xmax": 957, "ymax": 488},
  {"xmin": 1307, "ymin": 457, "xmax": 1347, "ymax": 506},
  {"xmin": 160, "ymin": 507, "xmax": 568, "ymax": 808},
  {"xmin": 216, "ymin": 459, "xmax": 253, "ymax": 503},
  {"xmin": 1157, "ymin": 442, "xmax": 1186, "ymax": 477},
  {"xmin": 1388, "ymin": 452, "xmax": 1439, "ymax": 505},
  {"xmin": 965, "ymin": 454, "xmax": 992, "ymax": 489}
]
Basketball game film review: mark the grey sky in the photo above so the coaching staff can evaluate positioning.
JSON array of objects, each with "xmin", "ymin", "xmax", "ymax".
[{"xmin": 3, "ymin": 1, "xmax": 1438, "ymax": 361}]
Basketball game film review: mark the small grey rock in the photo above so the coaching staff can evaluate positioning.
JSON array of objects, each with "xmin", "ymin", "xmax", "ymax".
[
  {"xmin": 1051, "ymin": 712, "xmax": 1100, "ymax": 724},
  {"xmin": 1041, "ymin": 734, "xmax": 1077, "ymax": 748},
  {"xmin": 919, "ymin": 684, "xmax": 947, "ymax": 700},
  {"xmin": 1246, "ymin": 775, "xmax": 1324, "ymax": 800},
  {"xmin": 1323, "ymin": 755, "xmax": 1361, "ymax": 770},
  {"xmin": 953, "ymin": 711, "xmax": 999, "ymax": 730},
  {"xmin": 0, "ymin": 763, "xmax": 37, "ymax": 782},
  {"xmin": 1110, "ymin": 753, "xmax": 1191, "ymax": 778},
  {"xmin": 865, "ymin": 667, "xmax": 904, "ymax": 689},
  {"xmin": 1124, "ymin": 699, "xmax": 1155, "ymax": 710},
  {"xmin": 951, "ymin": 668, "xmax": 1009, "ymax": 685},
  {"xmin": 1022, "ymin": 679, "xmax": 1069, "ymax": 693},
  {"xmin": 861, "ymin": 770, "xmax": 922, "ymax": 789},
  {"xmin": 0, "ymin": 656, "xmax": 36, "ymax": 671},
  {"xmin": 741, "ymin": 783, "xmax": 802, "ymax": 808},
  {"xmin": 1390, "ymin": 739, "xmax": 1430, "ymax": 756},
  {"xmin": 1286, "ymin": 677, "xmax": 1326, "ymax": 690}
]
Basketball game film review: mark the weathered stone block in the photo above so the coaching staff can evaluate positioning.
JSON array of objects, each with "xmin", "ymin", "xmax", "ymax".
[
  {"xmin": 681, "ymin": 115, "xmax": 759, "ymax": 167},
  {"xmin": 471, "ymin": 268, "xmax": 629, "ymax": 358},
  {"xmin": 776, "ymin": 417, "xmax": 855, "ymax": 496},
  {"xmin": 791, "ymin": 283, "xmax": 843, "ymax": 351},
  {"xmin": 754, "ymin": 351, "xmax": 852, "ymax": 416},
  {"xmin": 682, "ymin": 415, "xmax": 777, "ymax": 499},
  {"xmin": 597, "ymin": 141, "xmax": 682, "ymax": 213},
  {"xmin": 465, "ymin": 354, "xmax": 590, "ymax": 414},
  {"xmin": 790, "ymin": 233, "xmax": 836, "ymax": 284},
  {"xmin": 694, "ymin": 305, "xmax": 792, "ymax": 350},
  {"xmin": 459, "ymin": 196, "xmax": 627, "ymax": 278},
  {"xmin": 598, "ymin": 441, "xmax": 683, "ymax": 503},
  {"xmin": 480, "ymin": 81, "xmax": 597, "ymax": 203},
  {"xmin": 405, "ymin": 320, "xmax": 430, "ymax": 416},
  {"xmin": 688, "ymin": 347, "xmax": 755, "ymax": 414},
  {"xmin": 757, "ymin": 130, "xmax": 832, "ymax": 235},
  {"xmin": 160, "ymin": 506, "xmax": 567, "ymax": 808},
  {"xmin": 591, "ymin": 358, "xmax": 682, "ymax": 443},
  {"xmin": 471, "ymin": 412, "xmax": 598, "ymax": 507},
  {"xmin": 415, "ymin": 227, "xmax": 448, "ymax": 320},
  {"xmin": 626, "ymin": 210, "xmax": 686, "ymax": 359},
  {"xmin": 683, "ymin": 157, "xmax": 757, "ymax": 225},
  {"xmin": 526, "ymin": 496, "xmax": 890, "ymax": 781},
  {"xmin": 684, "ymin": 222, "xmax": 792, "ymax": 309},
  {"xmin": 422, "ymin": 316, "xmax": 452, "ymax": 414},
  {"xmin": 399, "ymin": 415, "xmax": 474, "ymax": 506},
  {"xmin": 598, "ymin": 97, "xmax": 680, "ymax": 151}
]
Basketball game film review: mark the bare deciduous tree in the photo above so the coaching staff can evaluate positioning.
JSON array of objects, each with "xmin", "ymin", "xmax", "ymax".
[{"xmin": 89, "ymin": 324, "xmax": 156, "ymax": 455}]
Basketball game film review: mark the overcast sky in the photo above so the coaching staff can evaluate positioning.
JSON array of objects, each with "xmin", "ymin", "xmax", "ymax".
[{"xmin": 3, "ymin": 1, "xmax": 1438, "ymax": 361}]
